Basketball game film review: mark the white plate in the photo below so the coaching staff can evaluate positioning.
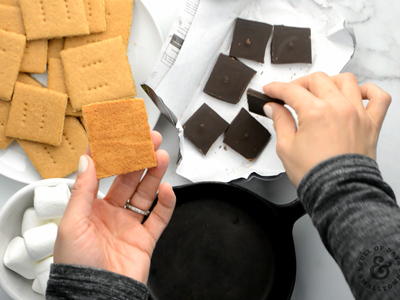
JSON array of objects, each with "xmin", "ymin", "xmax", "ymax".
[{"xmin": 0, "ymin": 0, "xmax": 163, "ymax": 184}]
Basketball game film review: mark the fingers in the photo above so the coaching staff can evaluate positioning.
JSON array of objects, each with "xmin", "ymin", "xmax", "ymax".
[
  {"xmin": 143, "ymin": 182, "xmax": 176, "ymax": 242},
  {"xmin": 103, "ymin": 131, "xmax": 163, "ymax": 207},
  {"xmin": 331, "ymin": 73, "xmax": 363, "ymax": 109},
  {"xmin": 127, "ymin": 150, "xmax": 170, "ymax": 219},
  {"xmin": 62, "ymin": 155, "xmax": 99, "ymax": 222},
  {"xmin": 294, "ymin": 72, "xmax": 343, "ymax": 101},
  {"xmin": 264, "ymin": 103, "xmax": 297, "ymax": 152},
  {"xmin": 361, "ymin": 83, "xmax": 391, "ymax": 129}
]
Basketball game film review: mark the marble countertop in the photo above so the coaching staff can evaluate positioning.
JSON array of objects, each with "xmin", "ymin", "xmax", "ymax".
[{"xmin": 1, "ymin": 0, "xmax": 399, "ymax": 299}]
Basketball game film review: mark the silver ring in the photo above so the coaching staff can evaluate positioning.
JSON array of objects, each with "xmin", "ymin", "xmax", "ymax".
[{"xmin": 123, "ymin": 199, "xmax": 150, "ymax": 216}]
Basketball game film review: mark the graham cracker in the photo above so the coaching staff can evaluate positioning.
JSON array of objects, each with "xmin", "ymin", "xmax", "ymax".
[
  {"xmin": 84, "ymin": 0, "xmax": 106, "ymax": 33},
  {"xmin": 19, "ymin": 0, "xmax": 90, "ymax": 40},
  {"xmin": 0, "ymin": 101, "xmax": 12, "ymax": 149},
  {"xmin": 6, "ymin": 82, "xmax": 68, "ymax": 146},
  {"xmin": 17, "ymin": 72, "xmax": 44, "ymax": 87},
  {"xmin": 17, "ymin": 116, "xmax": 88, "ymax": 179},
  {"xmin": 47, "ymin": 38, "xmax": 65, "ymax": 61},
  {"xmin": 82, "ymin": 98, "xmax": 157, "ymax": 179},
  {"xmin": 47, "ymin": 57, "xmax": 82, "ymax": 117},
  {"xmin": 0, "ymin": 4, "xmax": 48, "ymax": 73},
  {"xmin": 61, "ymin": 36, "xmax": 136, "ymax": 111},
  {"xmin": 0, "ymin": 0, "xmax": 18, "ymax": 6},
  {"xmin": 0, "ymin": 29, "xmax": 26, "ymax": 101},
  {"xmin": 64, "ymin": 0, "xmax": 133, "ymax": 49}
]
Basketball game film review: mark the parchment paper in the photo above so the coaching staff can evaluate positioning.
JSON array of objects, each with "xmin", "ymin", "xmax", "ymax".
[{"xmin": 145, "ymin": 0, "xmax": 356, "ymax": 183}]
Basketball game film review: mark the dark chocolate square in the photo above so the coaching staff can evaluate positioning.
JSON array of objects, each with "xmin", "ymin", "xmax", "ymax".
[
  {"xmin": 183, "ymin": 103, "xmax": 229, "ymax": 155},
  {"xmin": 247, "ymin": 88, "xmax": 285, "ymax": 116},
  {"xmin": 271, "ymin": 25, "xmax": 312, "ymax": 64},
  {"xmin": 229, "ymin": 18, "xmax": 273, "ymax": 63},
  {"xmin": 203, "ymin": 53, "xmax": 256, "ymax": 104},
  {"xmin": 223, "ymin": 108, "xmax": 271, "ymax": 161}
]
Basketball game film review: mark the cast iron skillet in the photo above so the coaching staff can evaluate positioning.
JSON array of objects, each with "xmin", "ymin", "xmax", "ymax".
[{"xmin": 148, "ymin": 182, "xmax": 305, "ymax": 300}]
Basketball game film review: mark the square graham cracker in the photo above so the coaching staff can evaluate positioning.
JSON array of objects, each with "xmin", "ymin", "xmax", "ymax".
[
  {"xmin": 47, "ymin": 38, "xmax": 65, "ymax": 61},
  {"xmin": 6, "ymin": 82, "xmax": 68, "ymax": 146},
  {"xmin": 82, "ymin": 98, "xmax": 157, "ymax": 179},
  {"xmin": 83, "ymin": 0, "xmax": 106, "ymax": 34},
  {"xmin": 0, "ymin": 4, "xmax": 48, "ymax": 73},
  {"xmin": 19, "ymin": 0, "xmax": 90, "ymax": 40},
  {"xmin": 64, "ymin": 0, "xmax": 133, "ymax": 49},
  {"xmin": 17, "ymin": 116, "xmax": 88, "ymax": 179},
  {"xmin": 0, "ymin": 101, "xmax": 12, "ymax": 149},
  {"xmin": 0, "ymin": 29, "xmax": 26, "ymax": 101},
  {"xmin": 61, "ymin": 36, "xmax": 136, "ymax": 111},
  {"xmin": 48, "ymin": 57, "xmax": 82, "ymax": 117}
]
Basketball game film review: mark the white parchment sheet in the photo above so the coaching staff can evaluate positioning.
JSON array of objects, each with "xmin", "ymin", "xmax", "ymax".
[{"xmin": 145, "ymin": 0, "xmax": 356, "ymax": 183}]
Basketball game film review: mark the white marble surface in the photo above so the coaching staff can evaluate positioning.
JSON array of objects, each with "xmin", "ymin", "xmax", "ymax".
[{"xmin": 0, "ymin": 0, "xmax": 399, "ymax": 299}]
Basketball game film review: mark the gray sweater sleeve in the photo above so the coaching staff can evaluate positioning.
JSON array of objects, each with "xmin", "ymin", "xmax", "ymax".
[
  {"xmin": 46, "ymin": 264, "xmax": 149, "ymax": 300},
  {"xmin": 297, "ymin": 154, "xmax": 400, "ymax": 299}
]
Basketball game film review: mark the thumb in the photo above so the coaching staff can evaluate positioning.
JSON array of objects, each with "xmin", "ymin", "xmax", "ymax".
[
  {"xmin": 264, "ymin": 103, "xmax": 297, "ymax": 145},
  {"xmin": 63, "ymin": 155, "xmax": 99, "ymax": 221}
]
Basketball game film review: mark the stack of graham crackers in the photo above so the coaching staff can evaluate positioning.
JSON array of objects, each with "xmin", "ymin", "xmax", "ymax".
[{"xmin": 0, "ymin": 0, "xmax": 157, "ymax": 179}]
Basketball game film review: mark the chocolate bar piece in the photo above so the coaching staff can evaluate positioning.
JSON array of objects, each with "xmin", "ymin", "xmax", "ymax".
[
  {"xmin": 229, "ymin": 18, "xmax": 273, "ymax": 63},
  {"xmin": 223, "ymin": 108, "xmax": 271, "ymax": 161},
  {"xmin": 271, "ymin": 25, "xmax": 312, "ymax": 64},
  {"xmin": 183, "ymin": 103, "xmax": 229, "ymax": 155},
  {"xmin": 203, "ymin": 53, "xmax": 256, "ymax": 104},
  {"xmin": 247, "ymin": 88, "xmax": 285, "ymax": 116}
]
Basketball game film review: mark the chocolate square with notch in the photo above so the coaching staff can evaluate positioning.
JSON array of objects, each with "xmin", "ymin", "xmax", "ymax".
[
  {"xmin": 203, "ymin": 53, "xmax": 256, "ymax": 104},
  {"xmin": 229, "ymin": 18, "xmax": 273, "ymax": 63},
  {"xmin": 183, "ymin": 103, "xmax": 229, "ymax": 155},
  {"xmin": 271, "ymin": 25, "xmax": 312, "ymax": 64},
  {"xmin": 247, "ymin": 88, "xmax": 285, "ymax": 116},
  {"xmin": 223, "ymin": 108, "xmax": 271, "ymax": 161}
]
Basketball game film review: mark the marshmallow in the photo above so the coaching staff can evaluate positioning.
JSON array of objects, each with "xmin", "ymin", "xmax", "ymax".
[
  {"xmin": 21, "ymin": 207, "xmax": 49, "ymax": 235},
  {"xmin": 23, "ymin": 222, "xmax": 58, "ymax": 261},
  {"xmin": 32, "ymin": 277, "xmax": 44, "ymax": 295},
  {"xmin": 35, "ymin": 256, "xmax": 53, "ymax": 294},
  {"xmin": 3, "ymin": 236, "xmax": 37, "ymax": 279},
  {"xmin": 34, "ymin": 184, "xmax": 71, "ymax": 220}
]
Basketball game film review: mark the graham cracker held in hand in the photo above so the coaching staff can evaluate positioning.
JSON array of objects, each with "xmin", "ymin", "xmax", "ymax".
[
  {"xmin": 0, "ymin": 4, "xmax": 48, "ymax": 73},
  {"xmin": 18, "ymin": 116, "xmax": 88, "ymax": 179},
  {"xmin": 19, "ymin": 0, "xmax": 90, "ymax": 40},
  {"xmin": 0, "ymin": 29, "xmax": 26, "ymax": 101},
  {"xmin": 6, "ymin": 82, "xmax": 68, "ymax": 146},
  {"xmin": 0, "ymin": 101, "xmax": 12, "ymax": 149},
  {"xmin": 61, "ymin": 36, "xmax": 136, "ymax": 111},
  {"xmin": 64, "ymin": 0, "xmax": 133, "ymax": 49},
  {"xmin": 82, "ymin": 98, "xmax": 157, "ymax": 179}
]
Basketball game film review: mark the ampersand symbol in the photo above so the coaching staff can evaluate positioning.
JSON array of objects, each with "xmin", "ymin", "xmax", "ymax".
[{"xmin": 370, "ymin": 256, "xmax": 392, "ymax": 280}]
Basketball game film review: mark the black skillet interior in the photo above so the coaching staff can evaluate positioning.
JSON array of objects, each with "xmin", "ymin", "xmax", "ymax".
[{"xmin": 148, "ymin": 182, "xmax": 305, "ymax": 300}]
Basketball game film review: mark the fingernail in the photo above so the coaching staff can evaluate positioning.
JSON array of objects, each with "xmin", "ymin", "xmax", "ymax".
[
  {"xmin": 263, "ymin": 104, "xmax": 273, "ymax": 118},
  {"xmin": 78, "ymin": 155, "xmax": 89, "ymax": 174}
]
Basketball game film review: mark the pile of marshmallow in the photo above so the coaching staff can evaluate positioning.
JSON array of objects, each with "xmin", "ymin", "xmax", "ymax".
[{"xmin": 3, "ymin": 183, "xmax": 71, "ymax": 296}]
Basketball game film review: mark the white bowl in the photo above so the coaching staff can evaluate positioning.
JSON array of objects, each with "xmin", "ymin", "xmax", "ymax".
[{"xmin": 0, "ymin": 178, "xmax": 104, "ymax": 300}]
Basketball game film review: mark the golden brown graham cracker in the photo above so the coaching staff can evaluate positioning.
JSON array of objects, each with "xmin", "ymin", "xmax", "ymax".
[
  {"xmin": 47, "ymin": 57, "xmax": 82, "ymax": 117},
  {"xmin": 0, "ymin": 0, "xmax": 18, "ymax": 6},
  {"xmin": 64, "ymin": 0, "xmax": 133, "ymax": 49},
  {"xmin": 47, "ymin": 38, "xmax": 65, "ymax": 61},
  {"xmin": 17, "ymin": 116, "xmax": 88, "ymax": 179},
  {"xmin": 17, "ymin": 72, "xmax": 44, "ymax": 87},
  {"xmin": 19, "ymin": 0, "xmax": 90, "ymax": 40},
  {"xmin": 0, "ymin": 29, "xmax": 26, "ymax": 101},
  {"xmin": 0, "ymin": 4, "xmax": 48, "ymax": 73},
  {"xmin": 82, "ymin": 98, "xmax": 157, "ymax": 179},
  {"xmin": 0, "ymin": 101, "xmax": 12, "ymax": 149},
  {"xmin": 6, "ymin": 82, "xmax": 68, "ymax": 146},
  {"xmin": 83, "ymin": 0, "xmax": 106, "ymax": 34},
  {"xmin": 61, "ymin": 36, "xmax": 136, "ymax": 111}
]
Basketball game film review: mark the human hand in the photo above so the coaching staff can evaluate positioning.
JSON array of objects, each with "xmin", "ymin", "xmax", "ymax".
[
  {"xmin": 53, "ymin": 131, "xmax": 176, "ymax": 284},
  {"xmin": 262, "ymin": 72, "xmax": 391, "ymax": 187}
]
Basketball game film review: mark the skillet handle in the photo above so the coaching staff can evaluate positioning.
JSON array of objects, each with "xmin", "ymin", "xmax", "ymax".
[{"xmin": 273, "ymin": 198, "xmax": 306, "ymax": 229}]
